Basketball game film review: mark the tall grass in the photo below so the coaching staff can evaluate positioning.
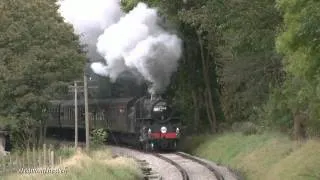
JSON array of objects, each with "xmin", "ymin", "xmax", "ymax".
[
  {"xmin": 4, "ymin": 148, "xmax": 142, "ymax": 180},
  {"xmin": 181, "ymin": 132, "xmax": 320, "ymax": 180}
]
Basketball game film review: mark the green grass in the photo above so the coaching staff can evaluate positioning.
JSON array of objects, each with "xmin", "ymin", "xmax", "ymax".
[{"xmin": 180, "ymin": 132, "xmax": 320, "ymax": 180}]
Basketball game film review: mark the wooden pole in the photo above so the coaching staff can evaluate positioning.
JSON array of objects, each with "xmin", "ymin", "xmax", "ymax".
[
  {"xmin": 74, "ymin": 81, "xmax": 78, "ymax": 149},
  {"xmin": 48, "ymin": 146, "xmax": 51, "ymax": 167},
  {"xmin": 43, "ymin": 144, "xmax": 46, "ymax": 167},
  {"xmin": 32, "ymin": 147, "xmax": 36, "ymax": 168},
  {"xmin": 50, "ymin": 151, "xmax": 54, "ymax": 167},
  {"xmin": 26, "ymin": 147, "xmax": 29, "ymax": 168},
  {"xmin": 84, "ymin": 73, "xmax": 90, "ymax": 151}
]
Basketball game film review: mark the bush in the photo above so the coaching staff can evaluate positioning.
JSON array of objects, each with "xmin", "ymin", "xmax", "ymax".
[{"xmin": 90, "ymin": 129, "xmax": 108, "ymax": 148}]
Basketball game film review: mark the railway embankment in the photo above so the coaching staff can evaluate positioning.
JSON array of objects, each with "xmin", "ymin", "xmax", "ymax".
[
  {"xmin": 4, "ymin": 148, "xmax": 142, "ymax": 180},
  {"xmin": 179, "ymin": 132, "xmax": 320, "ymax": 180}
]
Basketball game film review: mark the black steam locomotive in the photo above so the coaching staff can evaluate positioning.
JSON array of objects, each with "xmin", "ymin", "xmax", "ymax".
[{"xmin": 46, "ymin": 95, "xmax": 181, "ymax": 151}]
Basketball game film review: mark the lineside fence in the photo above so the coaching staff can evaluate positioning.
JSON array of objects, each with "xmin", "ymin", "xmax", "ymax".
[{"xmin": 0, "ymin": 144, "xmax": 70, "ymax": 176}]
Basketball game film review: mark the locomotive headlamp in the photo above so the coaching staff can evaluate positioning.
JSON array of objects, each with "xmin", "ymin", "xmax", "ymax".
[
  {"xmin": 176, "ymin": 127, "xmax": 180, "ymax": 134},
  {"xmin": 160, "ymin": 126, "xmax": 167, "ymax": 133}
]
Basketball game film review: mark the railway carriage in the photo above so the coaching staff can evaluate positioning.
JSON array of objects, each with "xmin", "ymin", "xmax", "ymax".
[{"xmin": 46, "ymin": 95, "xmax": 181, "ymax": 151}]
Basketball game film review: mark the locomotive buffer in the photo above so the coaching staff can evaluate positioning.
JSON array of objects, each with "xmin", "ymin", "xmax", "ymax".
[{"xmin": 68, "ymin": 77, "xmax": 97, "ymax": 151}]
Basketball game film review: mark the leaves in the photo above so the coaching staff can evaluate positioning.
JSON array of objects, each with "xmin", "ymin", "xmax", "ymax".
[
  {"xmin": 0, "ymin": 0, "xmax": 86, "ymax": 146},
  {"xmin": 274, "ymin": 0, "xmax": 320, "ymax": 132}
]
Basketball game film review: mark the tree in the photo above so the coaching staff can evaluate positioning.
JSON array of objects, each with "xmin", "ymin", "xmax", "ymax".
[
  {"xmin": 0, "ymin": 0, "xmax": 86, "ymax": 149},
  {"xmin": 275, "ymin": 0, "xmax": 320, "ymax": 140}
]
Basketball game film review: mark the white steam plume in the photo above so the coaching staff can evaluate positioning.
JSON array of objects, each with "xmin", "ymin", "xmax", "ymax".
[
  {"xmin": 57, "ymin": 0, "xmax": 123, "ymax": 60},
  {"xmin": 57, "ymin": 1, "xmax": 182, "ymax": 94}
]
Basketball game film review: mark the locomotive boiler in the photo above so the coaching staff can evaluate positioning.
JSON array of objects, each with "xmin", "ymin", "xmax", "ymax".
[{"xmin": 46, "ymin": 95, "xmax": 181, "ymax": 151}]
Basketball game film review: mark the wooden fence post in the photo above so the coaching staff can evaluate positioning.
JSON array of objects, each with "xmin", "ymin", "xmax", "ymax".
[
  {"xmin": 32, "ymin": 147, "xmax": 36, "ymax": 168},
  {"xmin": 27, "ymin": 147, "xmax": 30, "ymax": 168},
  {"xmin": 22, "ymin": 154, "xmax": 24, "ymax": 168},
  {"xmin": 50, "ymin": 151, "xmax": 54, "ymax": 167},
  {"xmin": 47, "ymin": 145, "xmax": 51, "ymax": 167},
  {"xmin": 43, "ymin": 144, "xmax": 46, "ymax": 167},
  {"xmin": 16, "ymin": 157, "xmax": 19, "ymax": 170},
  {"xmin": 38, "ymin": 149, "xmax": 41, "ymax": 167}
]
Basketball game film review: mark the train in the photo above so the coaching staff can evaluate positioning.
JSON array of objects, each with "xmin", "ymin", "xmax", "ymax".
[{"xmin": 46, "ymin": 95, "xmax": 182, "ymax": 151}]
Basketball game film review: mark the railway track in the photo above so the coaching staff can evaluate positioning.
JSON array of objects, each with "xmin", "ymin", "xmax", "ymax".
[
  {"xmin": 175, "ymin": 152, "xmax": 225, "ymax": 180},
  {"xmin": 155, "ymin": 152, "xmax": 223, "ymax": 180},
  {"xmin": 153, "ymin": 153, "xmax": 190, "ymax": 180},
  {"xmin": 109, "ymin": 145, "xmax": 225, "ymax": 180}
]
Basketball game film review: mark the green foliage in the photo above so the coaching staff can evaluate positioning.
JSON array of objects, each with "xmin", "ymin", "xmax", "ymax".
[
  {"xmin": 120, "ymin": 0, "xmax": 139, "ymax": 12},
  {"xmin": 90, "ymin": 128, "xmax": 108, "ymax": 148},
  {"xmin": 218, "ymin": 0, "xmax": 283, "ymax": 123},
  {"xmin": 0, "ymin": 0, "xmax": 86, "ymax": 147},
  {"xmin": 273, "ymin": 0, "xmax": 320, "ymax": 134}
]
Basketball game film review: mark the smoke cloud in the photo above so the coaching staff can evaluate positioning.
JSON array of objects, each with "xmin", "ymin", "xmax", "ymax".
[{"xmin": 57, "ymin": 0, "xmax": 182, "ymax": 94}]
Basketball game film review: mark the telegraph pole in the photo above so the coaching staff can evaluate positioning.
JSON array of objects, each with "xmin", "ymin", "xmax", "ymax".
[
  {"xmin": 74, "ymin": 81, "xmax": 78, "ymax": 149},
  {"xmin": 83, "ymin": 71, "xmax": 98, "ymax": 152},
  {"xmin": 84, "ymin": 73, "xmax": 90, "ymax": 151},
  {"xmin": 69, "ymin": 81, "xmax": 83, "ymax": 149},
  {"xmin": 69, "ymin": 70, "xmax": 97, "ymax": 151}
]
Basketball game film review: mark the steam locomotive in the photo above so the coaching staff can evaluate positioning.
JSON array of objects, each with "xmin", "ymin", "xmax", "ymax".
[{"xmin": 46, "ymin": 95, "xmax": 181, "ymax": 151}]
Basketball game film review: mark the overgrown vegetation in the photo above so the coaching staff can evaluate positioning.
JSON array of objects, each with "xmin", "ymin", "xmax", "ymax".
[
  {"xmin": 4, "ymin": 148, "xmax": 142, "ymax": 180},
  {"xmin": 0, "ymin": 0, "xmax": 86, "ymax": 149},
  {"xmin": 181, "ymin": 133, "xmax": 320, "ymax": 180},
  {"xmin": 90, "ymin": 128, "xmax": 108, "ymax": 149}
]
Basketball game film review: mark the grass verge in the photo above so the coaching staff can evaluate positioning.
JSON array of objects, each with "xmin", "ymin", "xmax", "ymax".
[
  {"xmin": 180, "ymin": 132, "xmax": 320, "ymax": 180},
  {"xmin": 4, "ymin": 148, "xmax": 142, "ymax": 180}
]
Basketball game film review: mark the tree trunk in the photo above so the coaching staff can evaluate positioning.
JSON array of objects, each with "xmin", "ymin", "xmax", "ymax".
[
  {"xmin": 207, "ymin": 88, "xmax": 217, "ymax": 132},
  {"xmin": 192, "ymin": 90, "xmax": 200, "ymax": 133},
  {"xmin": 293, "ymin": 109, "xmax": 307, "ymax": 141},
  {"xmin": 197, "ymin": 32, "xmax": 217, "ymax": 133},
  {"xmin": 204, "ymin": 89, "xmax": 214, "ymax": 133}
]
